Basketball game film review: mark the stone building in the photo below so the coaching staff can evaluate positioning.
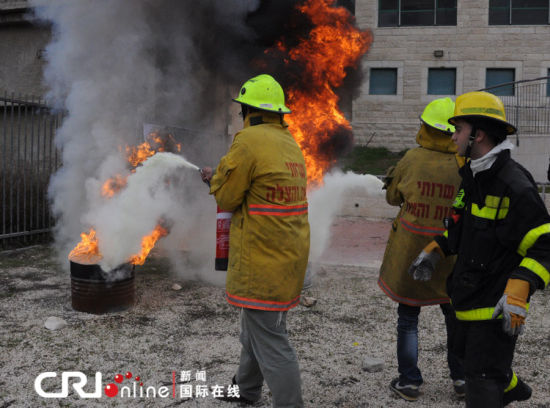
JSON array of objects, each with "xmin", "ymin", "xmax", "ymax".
[
  {"xmin": 0, "ymin": 0, "xmax": 50, "ymax": 97},
  {"xmin": 354, "ymin": 0, "xmax": 550, "ymax": 181}
]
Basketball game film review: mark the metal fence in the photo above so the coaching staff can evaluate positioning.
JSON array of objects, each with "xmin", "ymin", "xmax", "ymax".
[
  {"xmin": 480, "ymin": 76, "xmax": 550, "ymax": 144},
  {"xmin": 0, "ymin": 93, "xmax": 63, "ymax": 249}
]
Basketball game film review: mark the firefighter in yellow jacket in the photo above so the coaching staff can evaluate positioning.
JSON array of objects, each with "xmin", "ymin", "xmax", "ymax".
[
  {"xmin": 378, "ymin": 98, "xmax": 465, "ymax": 401},
  {"xmin": 201, "ymin": 74, "xmax": 309, "ymax": 407}
]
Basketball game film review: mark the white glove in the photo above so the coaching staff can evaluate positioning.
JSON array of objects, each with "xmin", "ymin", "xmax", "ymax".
[{"xmin": 407, "ymin": 250, "xmax": 441, "ymax": 281}]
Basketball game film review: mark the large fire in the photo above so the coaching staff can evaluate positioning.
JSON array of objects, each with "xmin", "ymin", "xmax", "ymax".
[
  {"xmin": 265, "ymin": 0, "xmax": 371, "ymax": 187},
  {"xmin": 70, "ymin": 131, "xmax": 179, "ymax": 266}
]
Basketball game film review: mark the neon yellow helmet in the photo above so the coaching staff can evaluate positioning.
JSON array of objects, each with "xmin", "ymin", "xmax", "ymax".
[
  {"xmin": 448, "ymin": 91, "xmax": 516, "ymax": 135},
  {"xmin": 420, "ymin": 97, "xmax": 456, "ymax": 134},
  {"xmin": 233, "ymin": 74, "xmax": 291, "ymax": 114}
]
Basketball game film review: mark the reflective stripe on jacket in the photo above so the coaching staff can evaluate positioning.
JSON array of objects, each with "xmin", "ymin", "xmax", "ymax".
[
  {"xmin": 435, "ymin": 149, "xmax": 550, "ymax": 319},
  {"xmin": 378, "ymin": 125, "xmax": 461, "ymax": 306},
  {"xmin": 210, "ymin": 111, "xmax": 310, "ymax": 311}
]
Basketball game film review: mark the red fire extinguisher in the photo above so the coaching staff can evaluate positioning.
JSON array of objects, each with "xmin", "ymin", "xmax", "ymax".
[{"xmin": 215, "ymin": 206, "xmax": 232, "ymax": 271}]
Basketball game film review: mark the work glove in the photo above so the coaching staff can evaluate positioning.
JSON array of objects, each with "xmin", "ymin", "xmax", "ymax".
[
  {"xmin": 492, "ymin": 278, "xmax": 530, "ymax": 336},
  {"xmin": 407, "ymin": 241, "xmax": 443, "ymax": 281}
]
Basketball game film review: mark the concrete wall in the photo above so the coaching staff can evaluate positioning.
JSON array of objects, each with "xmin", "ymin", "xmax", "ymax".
[
  {"xmin": 0, "ymin": 0, "xmax": 50, "ymax": 97},
  {"xmin": 353, "ymin": 0, "xmax": 550, "ymax": 181}
]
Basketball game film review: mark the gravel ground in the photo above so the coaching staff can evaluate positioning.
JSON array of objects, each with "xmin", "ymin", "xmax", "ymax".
[{"xmin": 1, "ymin": 219, "xmax": 550, "ymax": 407}]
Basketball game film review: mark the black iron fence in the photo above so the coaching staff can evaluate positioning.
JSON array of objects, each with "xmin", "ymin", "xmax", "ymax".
[
  {"xmin": 0, "ymin": 93, "xmax": 63, "ymax": 249},
  {"xmin": 480, "ymin": 76, "xmax": 550, "ymax": 143}
]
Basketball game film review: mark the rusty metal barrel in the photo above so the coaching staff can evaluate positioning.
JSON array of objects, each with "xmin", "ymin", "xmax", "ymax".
[{"xmin": 70, "ymin": 261, "xmax": 135, "ymax": 314}]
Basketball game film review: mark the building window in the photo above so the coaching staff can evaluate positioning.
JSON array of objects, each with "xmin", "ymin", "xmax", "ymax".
[
  {"xmin": 378, "ymin": 0, "xmax": 457, "ymax": 27},
  {"xmin": 369, "ymin": 68, "xmax": 398, "ymax": 95},
  {"xmin": 486, "ymin": 68, "xmax": 515, "ymax": 96},
  {"xmin": 546, "ymin": 69, "xmax": 550, "ymax": 96},
  {"xmin": 337, "ymin": 0, "xmax": 356, "ymax": 15},
  {"xmin": 489, "ymin": 0, "xmax": 549, "ymax": 25},
  {"xmin": 428, "ymin": 68, "xmax": 456, "ymax": 95}
]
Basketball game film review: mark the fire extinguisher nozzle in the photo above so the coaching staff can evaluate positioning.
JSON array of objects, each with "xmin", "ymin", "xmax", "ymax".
[{"xmin": 199, "ymin": 169, "xmax": 211, "ymax": 187}]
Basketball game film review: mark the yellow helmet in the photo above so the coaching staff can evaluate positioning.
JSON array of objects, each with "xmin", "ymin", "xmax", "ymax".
[
  {"xmin": 420, "ymin": 97, "xmax": 455, "ymax": 134},
  {"xmin": 448, "ymin": 91, "xmax": 516, "ymax": 135},
  {"xmin": 233, "ymin": 74, "xmax": 291, "ymax": 114}
]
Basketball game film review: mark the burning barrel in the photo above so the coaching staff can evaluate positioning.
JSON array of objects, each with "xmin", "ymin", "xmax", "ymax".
[{"xmin": 69, "ymin": 254, "xmax": 135, "ymax": 314}]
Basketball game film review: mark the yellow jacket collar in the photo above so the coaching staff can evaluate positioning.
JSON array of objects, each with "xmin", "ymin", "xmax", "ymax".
[
  {"xmin": 244, "ymin": 111, "xmax": 288, "ymax": 128},
  {"xmin": 415, "ymin": 124, "xmax": 457, "ymax": 153}
]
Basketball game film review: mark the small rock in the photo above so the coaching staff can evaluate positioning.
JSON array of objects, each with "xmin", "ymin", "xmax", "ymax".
[
  {"xmin": 300, "ymin": 296, "xmax": 317, "ymax": 307},
  {"xmin": 362, "ymin": 356, "xmax": 384, "ymax": 373},
  {"xmin": 44, "ymin": 317, "xmax": 67, "ymax": 331},
  {"xmin": 171, "ymin": 283, "xmax": 182, "ymax": 291}
]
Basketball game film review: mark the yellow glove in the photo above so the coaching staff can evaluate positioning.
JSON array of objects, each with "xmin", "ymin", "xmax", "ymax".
[{"xmin": 492, "ymin": 279, "xmax": 530, "ymax": 336}]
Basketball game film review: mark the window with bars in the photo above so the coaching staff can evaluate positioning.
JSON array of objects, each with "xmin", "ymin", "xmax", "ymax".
[
  {"xmin": 489, "ymin": 0, "xmax": 549, "ymax": 25},
  {"xmin": 379, "ymin": 0, "xmax": 456, "ymax": 27}
]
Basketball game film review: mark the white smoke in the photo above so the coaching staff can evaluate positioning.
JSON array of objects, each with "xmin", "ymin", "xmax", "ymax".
[
  {"xmin": 308, "ymin": 170, "xmax": 384, "ymax": 262},
  {"xmin": 82, "ymin": 152, "xmax": 196, "ymax": 271},
  {"xmin": 30, "ymin": 0, "xmax": 376, "ymax": 286},
  {"xmin": 29, "ymin": 0, "xmax": 259, "ymax": 278}
]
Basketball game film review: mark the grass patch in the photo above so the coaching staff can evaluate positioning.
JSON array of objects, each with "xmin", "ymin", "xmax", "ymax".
[{"xmin": 339, "ymin": 146, "xmax": 407, "ymax": 176}]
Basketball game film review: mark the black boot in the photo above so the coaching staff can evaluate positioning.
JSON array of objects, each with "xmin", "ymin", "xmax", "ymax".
[
  {"xmin": 216, "ymin": 375, "xmax": 257, "ymax": 405},
  {"xmin": 503, "ymin": 378, "xmax": 532, "ymax": 406},
  {"xmin": 465, "ymin": 378, "xmax": 502, "ymax": 408}
]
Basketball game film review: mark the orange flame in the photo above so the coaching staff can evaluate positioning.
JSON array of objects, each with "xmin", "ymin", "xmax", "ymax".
[
  {"xmin": 71, "ymin": 131, "xmax": 179, "ymax": 265},
  {"xmin": 68, "ymin": 228, "xmax": 102, "ymax": 264},
  {"xmin": 269, "ymin": 0, "xmax": 372, "ymax": 187},
  {"xmin": 101, "ymin": 174, "xmax": 128, "ymax": 198},
  {"xmin": 128, "ymin": 225, "xmax": 169, "ymax": 265},
  {"xmin": 125, "ymin": 131, "xmax": 182, "ymax": 168}
]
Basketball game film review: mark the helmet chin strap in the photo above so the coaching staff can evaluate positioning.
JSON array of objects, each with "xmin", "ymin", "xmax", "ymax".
[{"xmin": 465, "ymin": 125, "xmax": 477, "ymax": 159}]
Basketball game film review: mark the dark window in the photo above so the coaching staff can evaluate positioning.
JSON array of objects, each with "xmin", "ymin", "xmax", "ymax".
[
  {"xmin": 378, "ymin": 0, "xmax": 457, "ymax": 26},
  {"xmin": 486, "ymin": 69, "xmax": 515, "ymax": 96},
  {"xmin": 489, "ymin": 0, "xmax": 549, "ymax": 25},
  {"xmin": 337, "ymin": 0, "xmax": 356, "ymax": 15},
  {"xmin": 428, "ymin": 68, "xmax": 456, "ymax": 95},
  {"xmin": 369, "ymin": 68, "xmax": 398, "ymax": 95},
  {"xmin": 546, "ymin": 69, "xmax": 550, "ymax": 96},
  {"xmin": 379, "ymin": 0, "xmax": 399, "ymax": 26}
]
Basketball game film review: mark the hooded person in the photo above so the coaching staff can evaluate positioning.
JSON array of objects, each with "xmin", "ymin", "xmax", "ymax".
[
  {"xmin": 200, "ymin": 74, "xmax": 309, "ymax": 408},
  {"xmin": 377, "ymin": 97, "xmax": 465, "ymax": 401}
]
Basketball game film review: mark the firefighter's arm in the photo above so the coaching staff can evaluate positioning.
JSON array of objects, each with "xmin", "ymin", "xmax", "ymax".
[
  {"xmin": 509, "ymin": 189, "xmax": 550, "ymax": 292},
  {"xmin": 493, "ymin": 190, "xmax": 550, "ymax": 336},
  {"xmin": 210, "ymin": 140, "xmax": 254, "ymax": 212},
  {"xmin": 384, "ymin": 163, "xmax": 404, "ymax": 206}
]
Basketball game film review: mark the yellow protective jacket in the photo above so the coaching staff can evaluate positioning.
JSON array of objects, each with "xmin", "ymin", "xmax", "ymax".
[
  {"xmin": 210, "ymin": 111, "xmax": 310, "ymax": 311},
  {"xmin": 378, "ymin": 124, "xmax": 461, "ymax": 306}
]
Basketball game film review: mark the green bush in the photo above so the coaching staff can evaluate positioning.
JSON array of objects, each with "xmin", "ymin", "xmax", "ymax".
[{"xmin": 339, "ymin": 146, "xmax": 407, "ymax": 176}]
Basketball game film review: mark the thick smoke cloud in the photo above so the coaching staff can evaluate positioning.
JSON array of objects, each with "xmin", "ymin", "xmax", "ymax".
[{"xmin": 31, "ymin": 0, "xmax": 368, "ymax": 281}]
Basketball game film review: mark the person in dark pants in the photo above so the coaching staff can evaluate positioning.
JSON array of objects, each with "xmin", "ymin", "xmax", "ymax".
[
  {"xmin": 409, "ymin": 91, "xmax": 550, "ymax": 407},
  {"xmin": 378, "ymin": 98, "xmax": 465, "ymax": 401}
]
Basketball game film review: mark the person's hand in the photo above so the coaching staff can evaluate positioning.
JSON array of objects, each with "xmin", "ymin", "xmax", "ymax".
[
  {"xmin": 199, "ymin": 167, "xmax": 213, "ymax": 184},
  {"xmin": 407, "ymin": 241, "xmax": 443, "ymax": 281},
  {"xmin": 492, "ymin": 278, "xmax": 530, "ymax": 336}
]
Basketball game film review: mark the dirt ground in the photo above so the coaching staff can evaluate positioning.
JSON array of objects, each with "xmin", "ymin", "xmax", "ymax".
[{"xmin": 1, "ymin": 217, "xmax": 549, "ymax": 407}]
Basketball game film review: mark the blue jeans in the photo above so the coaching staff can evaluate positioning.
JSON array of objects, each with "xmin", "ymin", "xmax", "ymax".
[{"xmin": 397, "ymin": 303, "xmax": 464, "ymax": 386}]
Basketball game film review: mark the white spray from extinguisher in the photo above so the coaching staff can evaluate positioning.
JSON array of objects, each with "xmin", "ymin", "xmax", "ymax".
[{"xmin": 199, "ymin": 169, "xmax": 231, "ymax": 271}]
